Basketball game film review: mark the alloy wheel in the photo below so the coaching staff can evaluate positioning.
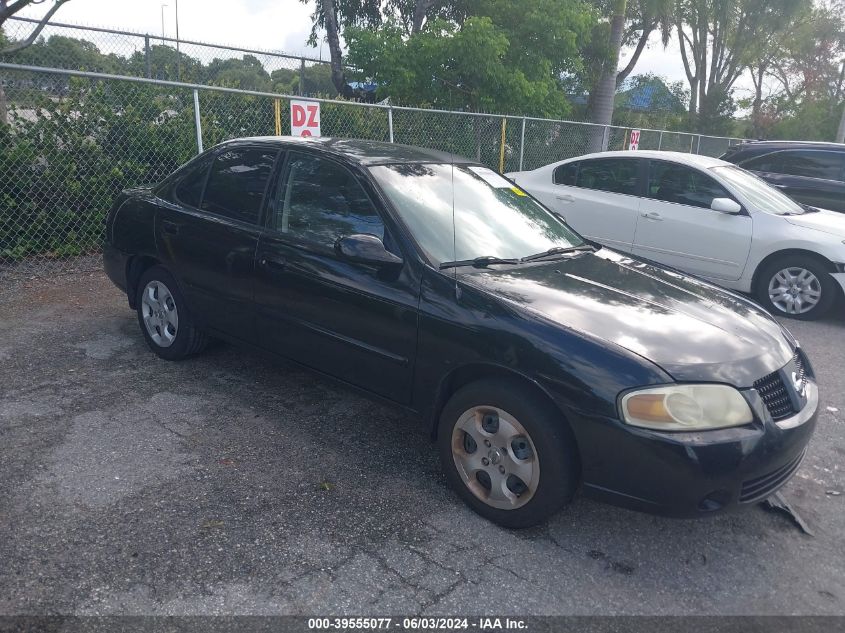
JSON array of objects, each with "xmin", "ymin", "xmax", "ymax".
[
  {"xmin": 767, "ymin": 267, "xmax": 822, "ymax": 315},
  {"xmin": 141, "ymin": 280, "xmax": 179, "ymax": 347}
]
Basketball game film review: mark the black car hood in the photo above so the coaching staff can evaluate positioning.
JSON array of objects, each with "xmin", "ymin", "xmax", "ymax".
[{"xmin": 461, "ymin": 248, "xmax": 793, "ymax": 386}]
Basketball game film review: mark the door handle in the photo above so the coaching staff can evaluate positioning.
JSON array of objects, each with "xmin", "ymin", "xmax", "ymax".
[
  {"xmin": 555, "ymin": 194, "xmax": 575, "ymax": 202},
  {"xmin": 259, "ymin": 256, "xmax": 287, "ymax": 271},
  {"xmin": 160, "ymin": 220, "xmax": 180, "ymax": 236},
  {"xmin": 640, "ymin": 211, "xmax": 663, "ymax": 221}
]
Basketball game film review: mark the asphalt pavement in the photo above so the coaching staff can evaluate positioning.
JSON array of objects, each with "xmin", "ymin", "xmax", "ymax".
[{"xmin": 1, "ymin": 272, "xmax": 843, "ymax": 615}]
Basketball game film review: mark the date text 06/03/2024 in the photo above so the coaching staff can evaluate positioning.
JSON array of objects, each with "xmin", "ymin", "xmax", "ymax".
[{"xmin": 307, "ymin": 617, "xmax": 528, "ymax": 630}]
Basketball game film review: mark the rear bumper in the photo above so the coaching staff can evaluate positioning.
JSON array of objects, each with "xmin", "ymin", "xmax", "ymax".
[
  {"xmin": 573, "ymin": 380, "xmax": 818, "ymax": 518},
  {"xmin": 103, "ymin": 243, "xmax": 128, "ymax": 294}
]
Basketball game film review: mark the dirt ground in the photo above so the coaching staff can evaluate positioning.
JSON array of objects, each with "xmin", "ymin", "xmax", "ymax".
[{"xmin": 1, "ymin": 271, "xmax": 844, "ymax": 615}]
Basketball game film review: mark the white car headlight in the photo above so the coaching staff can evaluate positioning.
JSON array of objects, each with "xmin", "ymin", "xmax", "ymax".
[{"xmin": 620, "ymin": 384, "xmax": 754, "ymax": 431}]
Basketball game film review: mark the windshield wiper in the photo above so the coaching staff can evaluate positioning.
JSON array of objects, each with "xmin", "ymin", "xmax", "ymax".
[
  {"xmin": 520, "ymin": 244, "xmax": 595, "ymax": 263},
  {"xmin": 439, "ymin": 256, "xmax": 520, "ymax": 270}
]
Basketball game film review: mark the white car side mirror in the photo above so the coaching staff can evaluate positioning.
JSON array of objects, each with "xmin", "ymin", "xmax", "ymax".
[{"xmin": 711, "ymin": 197, "xmax": 742, "ymax": 214}]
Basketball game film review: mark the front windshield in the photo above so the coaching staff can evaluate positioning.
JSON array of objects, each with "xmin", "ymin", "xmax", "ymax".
[
  {"xmin": 711, "ymin": 165, "xmax": 804, "ymax": 215},
  {"xmin": 369, "ymin": 163, "xmax": 584, "ymax": 264}
]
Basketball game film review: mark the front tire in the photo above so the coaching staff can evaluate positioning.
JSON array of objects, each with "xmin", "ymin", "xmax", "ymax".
[
  {"xmin": 136, "ymin": 266, "xmax": 208, "ymax": 360},
  {"xmin": 755, "ymin": 255, "xmax": 837, "ymax": 321},
  {"xmin": 437, "ymin": 378, "xmax": 579, "ymax": 528}
]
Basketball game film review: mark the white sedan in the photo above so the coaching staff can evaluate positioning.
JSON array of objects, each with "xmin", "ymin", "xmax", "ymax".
[{"xmin": 508, "ymin": 150, "xmax": 845, "ymax": 320}]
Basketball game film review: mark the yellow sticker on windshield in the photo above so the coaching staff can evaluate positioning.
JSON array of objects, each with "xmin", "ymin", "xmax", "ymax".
[{"xmin": 511, "ymin": 186, "xmax": 527, "ymax": 196}]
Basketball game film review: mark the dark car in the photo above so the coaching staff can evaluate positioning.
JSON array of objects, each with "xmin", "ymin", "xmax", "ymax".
[
  {"xmin": 104, "ymin": 137, "xmax": 818, "ymax": 528},
  {"xmin": 721, "ymin": 141, "xmax": 845, "ymax": 212}
]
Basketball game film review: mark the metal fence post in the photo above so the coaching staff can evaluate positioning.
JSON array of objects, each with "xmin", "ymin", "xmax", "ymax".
[
  {"xmin": 192, "ymin": 89, "xmax": 203, "ymax": 154},
  {"xmin": 658, "ymin": 130, "xmax": 663, "ymax": 150},
  {"xmin": 144, "ymin": 35, "xmax": 151, "ymax": 79},
  {"xmin": 299, "ymin": 58, "xmax": 305, "ymax": 96},
  {"xmin": 696, "ymin": 134, "xmax": 702, "ymax": 154},
  {"xmin": 519, "ymin": 116, "xmax": 526, "ymax": 171},
  {"xmin": 498, "ymin": 117, "xmax": 507, "ymax": 173},
  {"xmin": 388, "ymin": 106, "xmax": 394, "ymax": 143},
  {"xmin": 601, "ymin": 125, "xmax": 610, "ymax": 151}
]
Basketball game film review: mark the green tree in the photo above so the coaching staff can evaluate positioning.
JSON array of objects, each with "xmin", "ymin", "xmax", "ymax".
[
  {"xmin": 345, "ymin": 0, "xmax": 593, "ymax": 117},
  {"xmin": 204, "ymin": 54, "xmax": 272, "ymax": 91},
  {"xmin": 675, "ymin": 0, "xmax": 805, "ymax": 132},
  {"xmin": 124, "ymin": 45, "xmax": 204, "ymax": 83}
]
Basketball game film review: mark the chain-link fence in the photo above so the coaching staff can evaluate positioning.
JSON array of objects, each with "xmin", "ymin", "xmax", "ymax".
[
  {"xmin": 0, "ymin": 60, "xmax": 744, "ymax": 280},
  {"xmin": 1, "ymin": 16, "xmax": 333, "ymax": 94}
]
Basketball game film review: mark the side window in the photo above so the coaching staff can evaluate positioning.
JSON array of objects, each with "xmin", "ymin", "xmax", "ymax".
[
  {"xmin": 173, "ymin": 160, "xmax": 210, "ymax": 208},
  {"xmin": 742, "ymin": 153, "xmax": 782, "ymax": 173},
  {"xmin": 777, "ymin": 151, "xmax": 844, "ymax": 181},
  {"xmin": 648, "ymin": 161, "xmax": 731, "ymax": 209},
  {"xmin": 553, "ymin": 162, "xmax": 578, "ymax": 185},
  {"xmin": 274, "ymin": 152, "xmax": 385, "ymax": 246},
  {"xmin": 575, "ymin": 159, "xmax": 638, "ymax": 195},
  {"xmin": 200, "ymin": 148, "xmax": 278, "ymax": 224}
]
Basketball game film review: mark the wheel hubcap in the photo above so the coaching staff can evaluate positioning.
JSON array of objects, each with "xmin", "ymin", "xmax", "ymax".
[
  {"xmin": 141, "ymin": 280, "xmax": 179, "ymax": 347},
  {"xmin": 768, "ymin": 267, "xmax": 822, "ymax": 315},
  {"xmin": 451, "ymin": 406, "xmax": 540, "ymax": 510}
]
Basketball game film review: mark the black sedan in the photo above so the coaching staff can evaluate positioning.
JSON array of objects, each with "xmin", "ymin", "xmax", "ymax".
[
  {"xmin": 721, "ymin": 140, "xmax": 845, "ymax": 212},
  {"xmin": 104, "ymin": 137, "xmax": 818, "ymax": 528}
]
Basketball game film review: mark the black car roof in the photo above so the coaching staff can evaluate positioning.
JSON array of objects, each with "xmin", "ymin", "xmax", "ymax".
[
  {"xmin": 223, "ymin": 136, "xmax": 475, "ymax": 166},
  {"xmin": 732, "ymin": 140, "xmax": 845, "ymax": 151}
]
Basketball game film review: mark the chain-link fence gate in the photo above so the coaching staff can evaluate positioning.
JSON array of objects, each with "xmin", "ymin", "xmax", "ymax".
[{"xmin": 0, "ymin": 58, "xmax": 744, "ymax": 281}]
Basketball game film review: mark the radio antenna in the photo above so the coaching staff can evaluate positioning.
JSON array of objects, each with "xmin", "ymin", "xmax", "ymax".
[{"xmin": 448, "ymin": 91, "xmax": 459, "ymax": 300}]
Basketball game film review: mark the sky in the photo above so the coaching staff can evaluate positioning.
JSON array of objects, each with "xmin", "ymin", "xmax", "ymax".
[{"xmin": 15, "ymin": 0, "xmax": 755, "ymax": 101}]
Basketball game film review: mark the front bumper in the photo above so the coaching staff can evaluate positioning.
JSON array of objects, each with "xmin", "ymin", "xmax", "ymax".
[
  {"xmin": 574, "ymin": 378, "xmax": 818, "ymax": 518},
  {"xmin": 831, "ymin": 271, "xmax": 845, "ymax": 296}
]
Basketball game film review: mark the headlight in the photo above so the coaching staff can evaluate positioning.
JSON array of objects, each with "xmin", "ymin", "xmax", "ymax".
[{"xmin": 620, "ymin": 384, "xmax": 753, "ymax": 431}]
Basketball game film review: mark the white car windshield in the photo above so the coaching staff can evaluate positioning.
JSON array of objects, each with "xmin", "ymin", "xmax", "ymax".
[
  {"xmin": 369, "ymin": 163, "xmax": 584, "ymax": 265},
  {"xmin": 710, "ymin": 165, "xmax": 805, "ymax": 215}
]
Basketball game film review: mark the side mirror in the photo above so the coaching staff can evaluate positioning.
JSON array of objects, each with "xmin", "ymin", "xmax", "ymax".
[
  {"xmin": 335, "ymin": 234, "xmax": 403, "ymax": 267},
  {"xmin": 711, "ymin": 197, "xmax": 742, "ymax": 214}
]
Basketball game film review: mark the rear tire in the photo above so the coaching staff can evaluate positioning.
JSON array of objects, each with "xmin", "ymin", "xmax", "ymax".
[
  {"xmin": 755, "ymin": 255, "xmax": 836, "ymax": 321},
  {"xmin": 135, "ymin": 266, "xmax": 208, "ymax": 360},
  {"xmin": 437, "ymin": 378, "xmax": 579, "ymax": 528}
]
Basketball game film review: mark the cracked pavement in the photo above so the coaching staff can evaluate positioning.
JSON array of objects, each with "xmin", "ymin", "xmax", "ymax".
[{"xmin": 1, "ymin": 272, "xmax": 844, "ymax": 615}]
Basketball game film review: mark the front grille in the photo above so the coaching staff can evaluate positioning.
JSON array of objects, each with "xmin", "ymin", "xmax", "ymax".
[
  {"xmin": 740, "ymin": 450, "xmax": 805, "ymax": 503},
  {"xmin": 753, "ymin": 371, "xmax": 795, "ymax": 421}
]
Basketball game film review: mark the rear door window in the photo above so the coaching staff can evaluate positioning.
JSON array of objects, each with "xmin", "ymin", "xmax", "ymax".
[
  {"xmin": 575, "ymin": 159, "xmax": 639, "ymax": 195},
  {"xmin": 173, "ymin": 159, "xmax": 210, "ymax": 208},
  {"xmin": 200, "ymin": 147, "xmax": 279, "ymax": 224},
  {"xmin": 553, "ymin": 162, "xmax": 578, "ymax": 185},
  {"xmin": 744, "ymin": 150, "xmax": 845, "ymax": 182}
]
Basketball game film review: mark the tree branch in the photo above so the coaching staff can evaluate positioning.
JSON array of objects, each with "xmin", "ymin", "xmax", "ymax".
[
  {"xmin": 616, "ymin": 19, "xmax": 656, "ymax": 86},
  {"xmin": 1, "ymin": 0, "xmax": 69, "ymax": 53}
]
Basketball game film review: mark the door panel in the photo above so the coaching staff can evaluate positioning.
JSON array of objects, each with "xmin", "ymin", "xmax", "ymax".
[
  {"xmin": 253, "ymin": 151, "xmax": 419, "ymax": 403},
  {"xmin": 155, "ymin": 146, "xmax": 278, "ymax": 341},
  {"xmin": 633, "ymin": 160, "xmax": 751, "ymax": 280},
  {"xmin": 531, "ymin": 158, "xmax": 642, "ymax": 252},
  {"xmin": 157, "ymin": 208, "xmax": 260, "ymax": 338}
]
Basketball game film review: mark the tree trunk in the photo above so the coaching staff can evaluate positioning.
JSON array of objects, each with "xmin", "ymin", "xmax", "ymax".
[
  {"xmin": 321, "ymin": 0, "xmax": 350, "ymax": 97},
  {"xmin": 412, "ymin": 0, "xmax": 434, "ymax": 34},
  {"xmin": 751, "ymin": 66, "xmax": 764, "ymax": 138},
  {"xmin": 587, "ymin": 0, "xmax": 627, "ymax": 151}
]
